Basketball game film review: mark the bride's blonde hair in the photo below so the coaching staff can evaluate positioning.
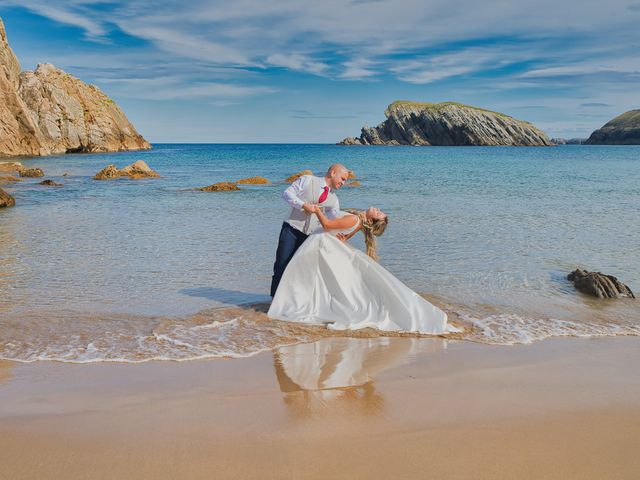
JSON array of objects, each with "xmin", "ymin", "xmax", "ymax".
[{"xmin": 345, "ymin": 208, "xmax": 389, "ymax": 261}]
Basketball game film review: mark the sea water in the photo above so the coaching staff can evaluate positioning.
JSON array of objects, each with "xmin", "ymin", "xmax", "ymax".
[{"xmin": 1, "ymin": 144, "xmax": 638, "ymax": 361}]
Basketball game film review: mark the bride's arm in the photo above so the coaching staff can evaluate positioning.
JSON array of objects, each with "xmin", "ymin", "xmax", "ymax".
[
  {"xmin": 311, "ymin": 206, "xmax": 358, "ymax": 230},
  {"xmin": 337, "ymin": 225, "xmax": 361, "ymax": 242}
]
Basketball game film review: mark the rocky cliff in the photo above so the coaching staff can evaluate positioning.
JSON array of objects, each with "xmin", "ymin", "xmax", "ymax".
[
  {"xmin": 0, "ymin": 18, "xmax": 150, "ymax": 157},
  {"xmin": 339, "ymin": 101, "xmax": 553, "ymax": 146},
  {"xmin": 585, "ymin": 110, "xmax": 640, "ymax": 145}
]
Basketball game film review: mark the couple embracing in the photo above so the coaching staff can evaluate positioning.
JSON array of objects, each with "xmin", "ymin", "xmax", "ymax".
[{"xmin": 268, "ymin": 164, "xmax": 458, "ymax": 335}]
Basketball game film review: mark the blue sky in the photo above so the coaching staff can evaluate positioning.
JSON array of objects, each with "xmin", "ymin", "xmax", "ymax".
[{"xmin": 1, "ymin": 1, "xmax": 639, "ymax": 142}]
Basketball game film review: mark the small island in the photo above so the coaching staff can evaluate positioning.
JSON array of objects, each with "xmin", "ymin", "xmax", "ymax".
[
  {"xmin": 339, "ymin": 101, "xmax": 552, "ymax": 146},
  {"xmin": 585, "ymin": 109, "xmax": 640, "ymax": 145}
]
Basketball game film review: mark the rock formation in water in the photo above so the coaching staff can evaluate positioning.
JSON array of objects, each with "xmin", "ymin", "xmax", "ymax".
[
  {"xmin": 567, "ymin": 268, "xmax": 635, "ymax": 299},
  {"xmin": 94, "ymin": 160, "xmax": 159, "ymax": 180},
  {"xmin": 0, "ymin": 187, "xmax": 14, "ymax": 207},
  {"xmin": 585, "ymin": 110, "xmax": 640, "ymax": 144},
  {"xmin": 19, "ymin": 167, "xmax": 44, "ymax": 178},
  {"xmin": 0, "ymin": 18, "xmax": 150, "ymax": 157},
  {"xmin": 200, "ymin": 181, "xmax": 240, "ymax": 192},
  {"xmin": 0, "ymin": 161, "xmax": 23, "ymax": 173},
  {"xmin": 236, "ymin": 176, "xmax": 270, "ymax": 184},
  {"xmin": 38, "ymin": 179, "xmax": 62, "ymax": 187},
  {"xmin": 0, "ymin": 175, "xmax": 20, "ymax": 184},
  {"xmin": 339, "ymin": 101, "xmax": 553, "ymax": 146},
  {"xmin": 284, "ymin": 170, "xmax": 313, "ymax": 183}
]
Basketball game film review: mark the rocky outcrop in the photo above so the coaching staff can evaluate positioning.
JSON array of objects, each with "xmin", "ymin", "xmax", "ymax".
[
  {"xmin": 339, "ymin": 101, "xmax": 553, "ymax": 146},
  {"xmin": 19, "ymin": 167, "xmax": 44, "ymax": 177},
  {"xmin": 38, "ymin": 179, "xmax": 62, "ymax": 186},
  {"xmin": 0, "ymin": 187, "xmax": 15, "ymax": 207},
  {"xmin": 0, "ymin": 18, "xmax": 150, "ymax": 157},
  {"xmin": 236, "ymin": 176, "xmax": 269, "ymax": 184},
  {"xmin": 568, "ymin": 269, "xmax": 635, "ymax": 299},
  {"xmin": 94, "ymin": 165, "xmax": 119, "ymax": 180},
  {"xmin": 0, "ymin": 161, "xmax": 23, "ymax": 173},
  {"xmin": 94, "ymin": 160, "xmax": 159, "ymax": 180},
  {"xmin": 118, "ymin": 160, "xmax": 159, "ymax": 179},
  {"xmin": 285, "ymin": 170, "xmax": 313, "ymax": 183},
  {"xmin": 585, "ymin": 110, "xmax": 640, "ymax": 144},
  {"xmin": 0, "ymin": 175, "xmax": 20, "ymax": 184},
  {"xmin": 200, "ymin": 182, "xmax": 240, "ymax": 192}
]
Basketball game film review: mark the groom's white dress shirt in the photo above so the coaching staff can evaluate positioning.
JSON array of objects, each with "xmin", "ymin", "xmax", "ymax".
[{"xmin": 282, "ymin": 175, "xmax": 340, "ymax": 235}]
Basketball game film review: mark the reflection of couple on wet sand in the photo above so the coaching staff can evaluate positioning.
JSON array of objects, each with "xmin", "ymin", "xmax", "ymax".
[
  {"xmin": 273, "ymin": 337, "xmax": 446, "ymax": 417},
  {"xmin": 268, "ymin": 163, "xmax": 459, "ymax": 335}
]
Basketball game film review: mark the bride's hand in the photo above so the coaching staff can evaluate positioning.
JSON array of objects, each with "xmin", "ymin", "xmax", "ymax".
[
  {"xmin": 302, "ymin": 203, "xmax": 317, "ymax": 214},
  {"xmin": 336, "ymin": 233, "xmax": 348, "ymax": 242}
]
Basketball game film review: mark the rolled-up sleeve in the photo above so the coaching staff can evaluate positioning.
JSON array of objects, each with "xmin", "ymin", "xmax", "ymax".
[
  {"xmin": 326, "ymin": 197, "xmax": 340, "ymax": 219},
  {"xmin": 282, "ymin": 175, "xmax": 309, "ymax": 210}
]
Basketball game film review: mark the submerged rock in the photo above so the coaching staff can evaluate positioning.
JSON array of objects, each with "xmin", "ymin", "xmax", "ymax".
[
  {"xmin": 94, "ymin": 161, "xmax": 159, "ymax": 180},
  {"xmin": 201, "ymin": 182, "xmax": 240, "ymax": 192},
  {"xmin": 0, "ymin": 162, "xmax": 23, "ymax": 173},
  {"xmin": 339, "ymin": 101, "xmax": 553, "ymax": 146},
  {"xmin": 38, "ymin": 179, "xmax": 62, "ymax": 186},
  {"xmin": 0, "ymin": 18, "xmax": 151, "ymax": 157},
  {"xmin": 19, "ymin": 167, "xmax": 44, "ymax": 177},
  {"xmin": 236, "ymin": 176, "xmax": 270, "ymax": 184},
  {"xmin": 285, "ymin": 170, "xmax": 313, "ymax": 183},
  {"xmin": 567, "ymin": 269, "xmax": 635, "ymax": 299},
  {"xmin": 0, "ymin": 175, "xmax": 21, "ymax": 184},
  {"xmin": 585, "ymin": 109, "xmax": 640, "ymax": 145},
  {"xmin": 0, "ymin": 187, "xmax": 15, "ymax": 207}
]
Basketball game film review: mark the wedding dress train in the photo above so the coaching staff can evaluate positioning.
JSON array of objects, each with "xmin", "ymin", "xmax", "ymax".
[{"xmin": 268, "ymin": 216, "xmax": 457, "ymax": 335}]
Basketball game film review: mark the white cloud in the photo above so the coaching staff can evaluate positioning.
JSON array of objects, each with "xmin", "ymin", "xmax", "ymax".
[
  {"xmin": 6, "ymin": 0, "xmax": 640, "ymax": 119},
  {"xmin": 11, "ymin": 0, "xmax": 639, "ymax": 82},
  {"xmin": 266, "ymin": 53, "xmax": 328, "ymax": 75},
  {"xmin": 340, "ymin": 59, "xmax": 378, "ymax": 80},
  {"xmin": 390, "ymin": 47, "xmax": 533, "ymax": 84},
  {"xmin": 103, "ymin": 78, "xmax": 276, "ymax": 101},
  {"xmin": 5, "ymin": 1, "xmax": 107, "ymax": 39}
]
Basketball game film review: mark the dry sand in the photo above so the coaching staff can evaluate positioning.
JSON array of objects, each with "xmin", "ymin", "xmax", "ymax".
[{"xmin": 1, "ymin": 337, "xmax": 639, "ymax": 479}]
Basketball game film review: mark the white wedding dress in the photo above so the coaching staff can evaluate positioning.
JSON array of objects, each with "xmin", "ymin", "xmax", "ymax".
[{"xmin": 268, "ymin": 213, "xmax": 458, "ymax": 334}]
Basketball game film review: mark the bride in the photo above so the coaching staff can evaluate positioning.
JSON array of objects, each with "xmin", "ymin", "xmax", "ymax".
[{"xmin": 268, "ymin": 206, "xmax": 458, "ymax": 334}]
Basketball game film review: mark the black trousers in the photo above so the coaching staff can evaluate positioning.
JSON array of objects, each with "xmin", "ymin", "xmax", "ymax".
[{"xmin": 270, "ymin": 222, "xmax": 309, "ymax": 297}]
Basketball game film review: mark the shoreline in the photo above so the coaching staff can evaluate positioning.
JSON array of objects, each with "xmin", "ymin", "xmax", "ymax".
[{"xmin": 1, "ymin": 336, "xmax": 639, "ymax": 479}]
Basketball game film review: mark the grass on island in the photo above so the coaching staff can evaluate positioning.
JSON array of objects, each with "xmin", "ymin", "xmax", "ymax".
[
  {"xmin": 386, "ymin": 100, "xmax": 534, "ymax": 126},
  {"xmin": 604, "ymin": 109, "xmax": 640, "ymax": 128}
]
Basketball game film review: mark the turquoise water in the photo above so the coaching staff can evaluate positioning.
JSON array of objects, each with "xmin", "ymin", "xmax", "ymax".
[{"xmin": 1, "ymin": 144, "xmax": 639, "ymax": 361}]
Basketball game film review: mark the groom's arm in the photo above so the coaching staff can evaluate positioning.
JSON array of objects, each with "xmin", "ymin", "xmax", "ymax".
[
  {"xmin": 282, "ymin": 175, "xmax": 314, "ymax": 213},
  {"xmin": 325, "ymin": 197, "xmax": 340, "ymax": 219}
]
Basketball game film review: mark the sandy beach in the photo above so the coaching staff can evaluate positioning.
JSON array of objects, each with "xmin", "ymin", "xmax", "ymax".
[{"xmin": 1, "ymin": 336, "xmax": 639, "ymax": 479}]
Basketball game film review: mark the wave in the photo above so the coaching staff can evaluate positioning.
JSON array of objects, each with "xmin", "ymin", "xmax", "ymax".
[
  {"xmin": 452, "ymin": 311, "xmax": 640, "ymax": 345},
  {"xmin": 1, "ymin": 302, "xmax": 638, "ymax": 363}
]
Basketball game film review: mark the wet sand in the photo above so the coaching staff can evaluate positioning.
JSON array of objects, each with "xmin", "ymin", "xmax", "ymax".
[{"xmin": 1, "ymin": 337, "xmax": 639, "ymax": 479}]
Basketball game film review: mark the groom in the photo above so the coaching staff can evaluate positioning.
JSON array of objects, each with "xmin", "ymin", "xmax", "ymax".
[{"xmin": 270, "ymin": 163, "xmax": 350, "ymax": 297}]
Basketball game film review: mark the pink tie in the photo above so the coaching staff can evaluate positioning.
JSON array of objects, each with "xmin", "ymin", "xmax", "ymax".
[{"xmin": 318, "ymin": 186, "xmax": 329, "ymax": 203}]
